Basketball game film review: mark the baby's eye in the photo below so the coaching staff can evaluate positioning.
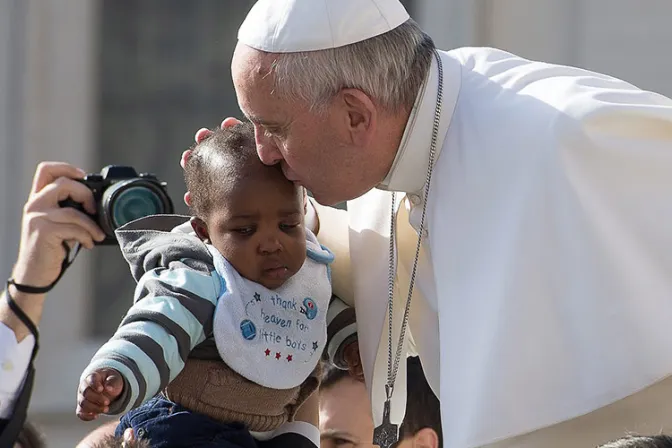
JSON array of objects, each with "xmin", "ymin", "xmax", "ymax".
[
  {"xmin": 232, "ymin": 226, "xmax": 255, "ymax": 236},
  {"xmin": 279, "ymin": 222, "xmax": 300, "ymax": 231}
]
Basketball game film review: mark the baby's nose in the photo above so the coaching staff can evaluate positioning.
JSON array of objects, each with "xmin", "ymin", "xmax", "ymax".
[{"xmin": 259, "ymin": 235, "xmax": 282, "ymax": 254}]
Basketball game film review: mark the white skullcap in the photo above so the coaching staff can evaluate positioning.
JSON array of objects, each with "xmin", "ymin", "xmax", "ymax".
[{"xmin": 238, "ymin": 0, "xmax": 410, "ymax": 53}]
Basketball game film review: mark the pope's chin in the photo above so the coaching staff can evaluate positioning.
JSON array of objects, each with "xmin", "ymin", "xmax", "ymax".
[{"xmin": 309, "ymin": 186, "xmax": 374, "ymax": 207}]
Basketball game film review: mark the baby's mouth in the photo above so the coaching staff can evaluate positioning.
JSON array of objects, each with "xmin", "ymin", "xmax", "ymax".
[{"xmin": 261, "ymin": 260, "xmax": 291, "ymax": 281}]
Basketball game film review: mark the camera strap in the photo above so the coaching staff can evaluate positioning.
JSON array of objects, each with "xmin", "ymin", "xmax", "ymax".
[
  {"xmin": 7, "ymin": 241, "xmax": 80, "ymax": 295},
  {"xmin": 1, "ymin": 243, "xmax": 80, "ymax": 445}
]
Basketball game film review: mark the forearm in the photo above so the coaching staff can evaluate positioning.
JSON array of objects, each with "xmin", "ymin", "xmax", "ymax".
[
  {"xmin": 0, "ymin": 286, "xmax": 45, "ymax": 343},
  {"xmin": 307, "ymin": 200, "xmax": 354, "ymax": 307}
]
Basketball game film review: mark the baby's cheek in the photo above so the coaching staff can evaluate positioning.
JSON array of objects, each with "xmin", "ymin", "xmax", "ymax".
[
  {"xmin": 290, "ymin": 239, "xmax": 308, "ymax": 273},
  {"xmin": 215, "ymin": 239, "xmax": 249, "ymax": 271}
]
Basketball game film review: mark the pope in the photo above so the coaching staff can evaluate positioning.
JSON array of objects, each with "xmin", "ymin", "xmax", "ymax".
[{"xmin": 184, "ymin": 0, "xmax": 672, "ymax": 446}]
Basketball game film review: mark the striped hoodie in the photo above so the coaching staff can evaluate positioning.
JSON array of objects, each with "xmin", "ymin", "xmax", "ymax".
[{"xmin": 80, "ymin": 215, "xmax": 355, "ymax": 415}]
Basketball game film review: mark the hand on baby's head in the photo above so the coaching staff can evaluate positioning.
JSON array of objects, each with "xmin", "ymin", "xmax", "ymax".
[{"xmin": 76, "ymin": 368, "xmax": 124, "ymax": 421}]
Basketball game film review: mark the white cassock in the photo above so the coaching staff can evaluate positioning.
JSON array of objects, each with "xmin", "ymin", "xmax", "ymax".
[{"xmin": 311, "ymin": 47, "xmax": 672, "ymax": 447}]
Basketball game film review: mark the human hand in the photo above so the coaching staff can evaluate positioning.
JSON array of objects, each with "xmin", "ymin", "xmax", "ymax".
[
  {"xmin": 12, "ymin": 162, "xmax": 106, "ymax": 288},
  {"xmin": 180, "ymin": 117, "xmax": 310, "ymax": 213},
  {"xmin": 180, "ymin": 117, "xmax": 243, "ymax": 207},
  {"xmin": 77, "ymin": 368, "xmax": 124, "ymax": 421},
  {"xmin": 343, "ymin": 341, "xmax": 365, "ymax": 383}
]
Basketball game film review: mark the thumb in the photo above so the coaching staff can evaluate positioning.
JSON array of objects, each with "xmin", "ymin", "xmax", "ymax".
[
  {"xmin": 85, "ymin": 371, "xmax": 105, "ymax": 393},
  {"xmin": 104, "ymin": 372, "xmax": 124, "ymax": 398},
  {"xmin": 123, "ymin": 428, "xmax": 136, "ymax": 443}
]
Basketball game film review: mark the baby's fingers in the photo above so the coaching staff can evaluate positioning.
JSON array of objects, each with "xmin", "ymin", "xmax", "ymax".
[
  {"xmin": 78, "ymin": 388, "xmax": 110, "ymax": 414},
  {"xmin": 84, "ymin": 371, "xmax": 105, "ymax": 393}
]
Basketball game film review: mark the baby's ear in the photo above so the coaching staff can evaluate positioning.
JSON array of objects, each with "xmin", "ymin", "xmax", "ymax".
[
  {"xmin": 190, "ymin": 217, "xmax": 210, "ymax": 242},
  {"xmin": 303, "ymin": 188, "xmax": 309, "ymax": 214}
]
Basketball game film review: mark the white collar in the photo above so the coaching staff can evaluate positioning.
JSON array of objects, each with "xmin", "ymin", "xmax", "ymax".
[{"xmin": 377, "ymin": 50, "xmax": 462, "ymax": 194}]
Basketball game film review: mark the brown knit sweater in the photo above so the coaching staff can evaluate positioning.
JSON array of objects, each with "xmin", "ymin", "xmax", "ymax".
[{"xmin": 163, "ymin": 357, "xmax": 321, "ymax": 432}]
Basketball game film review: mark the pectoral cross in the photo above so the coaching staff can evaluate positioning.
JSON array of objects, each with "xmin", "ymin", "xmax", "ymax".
[{"xmin": 373, "ymin": 398, "xmax": 398, "ymax": 448}]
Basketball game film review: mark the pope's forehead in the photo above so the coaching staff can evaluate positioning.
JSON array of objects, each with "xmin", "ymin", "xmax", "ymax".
[{"xmin": 232, "ymin": 43, "xmax": 277, "ymax": 81}]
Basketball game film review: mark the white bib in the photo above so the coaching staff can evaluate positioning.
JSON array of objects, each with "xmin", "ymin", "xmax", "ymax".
[{"xmin": 211, "ymin": 232, "xmax": 333, "ymax": 390}]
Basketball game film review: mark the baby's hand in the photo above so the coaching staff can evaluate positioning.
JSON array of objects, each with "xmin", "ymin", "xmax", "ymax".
[
  {"xmin": 343, "ymin": 341, "xmax": 365, "ymax": 383},
  {"xmin": 76, "ymin": 368, "xmax": 124, "ymax": 421}
]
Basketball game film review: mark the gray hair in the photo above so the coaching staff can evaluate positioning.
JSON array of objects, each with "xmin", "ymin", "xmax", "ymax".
[{"xmin": 270, "ymin": 19, "xmax": 435, "ymax": 113}]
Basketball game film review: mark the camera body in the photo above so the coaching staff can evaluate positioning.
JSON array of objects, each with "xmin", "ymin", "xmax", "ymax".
[{"xmin": 60, "ymin": 165, "xmax": 174, "ymax": 245}]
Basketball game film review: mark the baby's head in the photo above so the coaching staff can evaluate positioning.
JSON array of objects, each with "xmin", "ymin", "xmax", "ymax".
[{"xmin": 185, "ymin": 122, "xmax": 306, "ymax": 289}]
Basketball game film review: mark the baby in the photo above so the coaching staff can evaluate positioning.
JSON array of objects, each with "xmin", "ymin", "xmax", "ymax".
[{"xmin": 76, "ymin": 123, "xmax": 333, "ymax": 447}]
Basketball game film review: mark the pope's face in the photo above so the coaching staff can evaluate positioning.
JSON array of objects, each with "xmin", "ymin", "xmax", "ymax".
[{"xmin": 232, "ymin": 43, "xmax": 383, "ymax": 206}]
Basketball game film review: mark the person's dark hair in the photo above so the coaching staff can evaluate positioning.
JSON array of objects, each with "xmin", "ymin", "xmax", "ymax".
[
  {"xmin": 16, "ymin": 421, "xmax": 46, "ymax": 448},
  {"xmin": 320, "ymin": 361, "xmax": 351, "ymax": 390},
  {"xmin": 600, "ymin": 435, "xmax": 672, "ymax": 448},
  {"xmin": 399, "ymin": 356, "xmax": 443, "ymax": 447},
  {"xmin": 184, "ymin": 122, "xmax": 264, "ymax": 218},
  {"xmin": 90, "ymin": 434, "xmax": 151, "ymax": 448}
]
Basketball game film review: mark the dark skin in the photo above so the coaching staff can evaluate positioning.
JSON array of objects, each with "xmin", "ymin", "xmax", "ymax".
[
  {"xmin": 77, "ymin": 161, "xmax": 307, "ymax": 421},
  {"xmin": 185, "ymin": 122, "xmax": 364, "ymax": 383},
  {"xmin": 192, "ymin": 163, "xmax": 307, "ymax": 290}
]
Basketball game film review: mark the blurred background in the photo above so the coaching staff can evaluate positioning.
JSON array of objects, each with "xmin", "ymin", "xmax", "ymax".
[{"xmin": 1, "ymin": 0, "xmax": 671, "ymax": 445}]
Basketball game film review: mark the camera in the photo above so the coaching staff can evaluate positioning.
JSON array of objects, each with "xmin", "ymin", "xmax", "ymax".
[{"xmin": 59, "ymin": 165, "xmax": 174, "ymax": 245}]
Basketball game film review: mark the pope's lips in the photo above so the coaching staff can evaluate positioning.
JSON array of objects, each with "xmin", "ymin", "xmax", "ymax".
[{"xmin": 281, "ymin": 166, "xmax": 301, "ymax": 184}]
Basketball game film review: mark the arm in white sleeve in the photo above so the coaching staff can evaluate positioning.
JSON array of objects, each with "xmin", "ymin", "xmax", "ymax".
[
  {"xmin": 0, "ymin": 323, "xmax": 34, "ymax": 419},
  {"xmin": 306, "ymin": 199, "xmax": 354, "ymax": 307}
]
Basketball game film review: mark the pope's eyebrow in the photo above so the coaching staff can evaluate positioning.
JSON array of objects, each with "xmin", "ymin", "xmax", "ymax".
[{"xmin": 246, "ymin": 114, "xmax": 279, "ymax": 127}]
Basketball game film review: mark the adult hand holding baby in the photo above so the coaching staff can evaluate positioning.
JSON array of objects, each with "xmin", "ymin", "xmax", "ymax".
[
  {"xmin": 181, "ymin": 117, "xmax": 242, "ymax": 207},
  {"xmin": 76, "ymin": 368, "xmax": 124, "ymax": 421},
  {"xmin": 180, "ymin": 116, "xmax": 311, "ymax": 216}
]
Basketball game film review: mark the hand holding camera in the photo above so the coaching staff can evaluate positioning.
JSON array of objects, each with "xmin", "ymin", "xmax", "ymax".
[
  {"xmin": 59, "ymin": 165, "xmax": 174, "ymax": 245},
  {"xmin": 13, "ymin": 163, "xmax": 173, "ymax": 294},
  {"xmin": 12, "ymin": 163, "xmax": 106, "ymax": 291}
]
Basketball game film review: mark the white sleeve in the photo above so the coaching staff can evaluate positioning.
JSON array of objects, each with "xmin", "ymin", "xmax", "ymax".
[{"xmin": 0, "ymin": 323, "xmax": 35, "ymax": 418}]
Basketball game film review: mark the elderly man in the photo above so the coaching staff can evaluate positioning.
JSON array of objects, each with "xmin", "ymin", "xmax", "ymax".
[{"xmin": 185, "ymin": 0, "xmax": 672, "ymax": 446}]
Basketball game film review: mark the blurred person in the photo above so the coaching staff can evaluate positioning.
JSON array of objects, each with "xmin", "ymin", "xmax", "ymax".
[
  {"xmin": 322, "ymin": 300, "xmax": 441, "ymax": 448},
  {"xmin": 182, "ymin": 0, "xmax": 672, "ymax": 445},
  {"xmin": 85, "ymin": 427, "xmax": 150, "ymax": 448},
  {"xmin": 77, "ymin": 420, "xmax": 121, "ymax": 448},
  {"xmin": 0, "ymin": 162, "xmax": 105, "ymax": 446},
  {"xmin": 77, "ymin": 124, "xmax": 331, "ymax": 448},
  {"xmin": 14, "ymin": 421, "xmax": 46, "ymax": 448},
  {"xmin": 599, "ymin": 436, "xmax": 672, "ymax": 448},
  {"xmin": 319, "ymin": 357, "xmax": 441, "ymax": 448}
]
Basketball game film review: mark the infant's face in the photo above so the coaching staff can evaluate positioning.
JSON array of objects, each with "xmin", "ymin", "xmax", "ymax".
[{"xmin": 205, "ymin": 168, "xmax": 306, "ymax": 290}]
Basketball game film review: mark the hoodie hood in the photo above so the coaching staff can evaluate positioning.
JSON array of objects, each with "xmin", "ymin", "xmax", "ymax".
[{"xmin": 114, "ymin": 215, "xmax": 213, "ymax": 282}]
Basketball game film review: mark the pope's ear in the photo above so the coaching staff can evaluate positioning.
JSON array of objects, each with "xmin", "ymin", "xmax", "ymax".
[{"xmin": 339, "ymin": 88, "xmax": 376, "ymax": 147}]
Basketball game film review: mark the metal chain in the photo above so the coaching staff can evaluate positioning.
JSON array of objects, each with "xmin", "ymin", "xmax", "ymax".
[{"xmin": 385, "ymin": 49, "xmax": 444, "ymax": 399}]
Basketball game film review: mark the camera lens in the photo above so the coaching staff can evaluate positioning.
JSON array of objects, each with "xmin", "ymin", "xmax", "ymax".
[
  {"xmin": 99, "ymin": 179, "xmax": 173, "ymax": 237},
  {"xmin": 111, "ymin": 186, "xmax": 166, "ymax": 227}
]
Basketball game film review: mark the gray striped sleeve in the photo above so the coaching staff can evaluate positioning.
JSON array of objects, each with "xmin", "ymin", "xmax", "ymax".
[
  {"xmin": 325, "ymin": 295, "xmax": 358, "ymax": 369},
  {"xmin": 103, "ymin": 352, "xmax": 148, "ymax": 414},
  {"xmin": 121, "ymin": 309, "xmax": 193, "ymax": 364}
]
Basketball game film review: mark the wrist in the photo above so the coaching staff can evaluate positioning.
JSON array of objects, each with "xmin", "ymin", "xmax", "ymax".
[
  {"xmin": 11, "ymin": 254, "xmax": 61, "ymax": 288},
  {"xmin": 1, "ymin": 285, "xmax": 45, "ymax": 342}
]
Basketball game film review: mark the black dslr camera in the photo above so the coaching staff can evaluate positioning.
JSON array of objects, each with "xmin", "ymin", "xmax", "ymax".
[{"xmin": 59, "ymin": 165, "xmax": 174, "ymax": 245}]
